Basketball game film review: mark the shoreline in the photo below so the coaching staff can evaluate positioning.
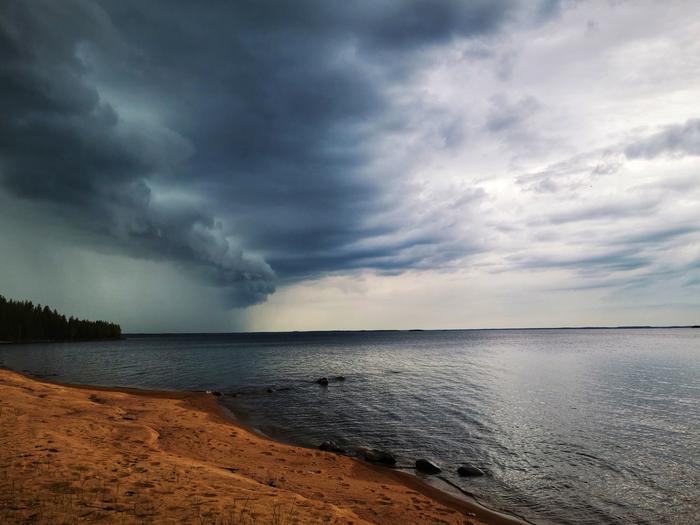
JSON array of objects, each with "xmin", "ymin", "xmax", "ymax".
[
  {"xmin": 215, "ymin": 404, "xmax": 533, "ymax": 525},
  {"xmin": 217, "ymin": 400, "xmax": 534, "ymax": 525},
  {"xmin": 0, "ymin": 368, "xmax": 528, "ymax": 525}
]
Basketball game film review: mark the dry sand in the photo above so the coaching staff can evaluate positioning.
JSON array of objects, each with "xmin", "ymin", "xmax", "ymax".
[{"xmin": 0, "ymin": 368, "xmax": 522, "ymax": 524}]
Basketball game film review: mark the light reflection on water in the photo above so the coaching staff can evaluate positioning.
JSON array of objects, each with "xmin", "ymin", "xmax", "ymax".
[{"xmin": 1, "ymin": 328, "xmax": 698, "ymax": 524}]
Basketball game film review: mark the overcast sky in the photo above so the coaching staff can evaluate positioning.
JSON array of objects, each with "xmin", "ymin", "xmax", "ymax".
[{"xmin": 1, "ymin": 0, "xmax": 699, "ymax": 332}]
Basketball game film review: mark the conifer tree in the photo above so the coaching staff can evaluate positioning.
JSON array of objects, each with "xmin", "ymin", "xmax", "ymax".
[{"xmin": 0, "ymin": 295, "xmax": 121, "ymax": 342}]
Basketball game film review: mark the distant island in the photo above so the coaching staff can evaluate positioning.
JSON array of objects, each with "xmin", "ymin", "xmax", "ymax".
[{"xmin": 0, "ymin": 294, "xmax": 121, "ymax": 343}]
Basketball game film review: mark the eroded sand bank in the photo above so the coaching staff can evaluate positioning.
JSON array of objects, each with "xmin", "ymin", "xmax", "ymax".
[{"xmin": 0, "ymin": 369, "xmax": 520, "ymax": 524}]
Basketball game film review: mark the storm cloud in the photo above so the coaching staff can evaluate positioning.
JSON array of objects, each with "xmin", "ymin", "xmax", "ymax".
[
  {"xmin": 1, "ymin": 0, "xmax": 699, "ymax": 329},
  {"xmin": 0, "ymin": 0, "xmax": 534, "ymax": 306}
]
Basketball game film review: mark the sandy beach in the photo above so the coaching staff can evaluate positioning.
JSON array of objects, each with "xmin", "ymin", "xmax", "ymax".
[{"xmin": 0, "ymin": 368, "xmax": 522, "ymax": 525}]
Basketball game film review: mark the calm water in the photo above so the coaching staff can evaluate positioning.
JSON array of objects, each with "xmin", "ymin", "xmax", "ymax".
[{"xmin": 1, "ymin": 329, "xmax": 698, "ymax": 524}]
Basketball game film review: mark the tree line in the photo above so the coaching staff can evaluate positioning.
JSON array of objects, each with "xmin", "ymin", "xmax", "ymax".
[{"xmin": 0, "ymin": 295, "xmax": 121, "ymax": 342}]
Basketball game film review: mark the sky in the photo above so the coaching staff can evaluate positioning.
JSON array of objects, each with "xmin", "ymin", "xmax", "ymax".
[{"xmin": 1, "ymin": 0, "xmax": 699, "ymax": 332}]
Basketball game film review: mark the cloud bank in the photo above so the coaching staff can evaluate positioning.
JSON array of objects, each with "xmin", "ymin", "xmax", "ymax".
[
  {"xmin": 1, "ymin": 0, "xmax": 699, "ymax": 328},
  {"xmin": 0, "ymin": 0, "xmax": 535, "ymax": 306}
]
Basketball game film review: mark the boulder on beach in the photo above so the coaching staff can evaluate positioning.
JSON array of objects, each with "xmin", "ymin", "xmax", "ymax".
[
  {"xmin": 357, "ymin": 447, "xmax": 396, "ymax": 465},
  {"xmin": 211, "ymin": 391, "xmax": 222, "ymax": 397},
  {"xmin": 415, "ymin": 459, "xmax": 442, "ymax": 474},
  {"xmin": 316, "ymin": 377, "xmax": 329, "ymax": 386},
  {"xmin": 457, "ymin": 465, "xmax": 485, "ymax": 477},
  {"xmin": 319, "ymin": 440, "xmax": 345, "ymax": 453}
]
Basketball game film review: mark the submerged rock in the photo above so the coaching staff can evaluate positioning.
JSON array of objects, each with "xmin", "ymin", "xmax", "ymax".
[
  {"xmin": 316, "ymin": 377, "xmax": 329, "ymax": 386},
  {"xmin": 457, "ymin": 465, "xmax": 485, "ymax": 477},
  {"xmin": 358, "ymin": 447, "xmax": 396, "ymax": 465},
  {"xmin": 335, "ymin": 376, "xmax": 346, "ymax": 381},
  {"xmin": 319, "ymin": 440, "xmax": 345, "ymax": 453},
  {"xmin": 415, "ymin": 459, "xmax": 442, "ymax": 474}
]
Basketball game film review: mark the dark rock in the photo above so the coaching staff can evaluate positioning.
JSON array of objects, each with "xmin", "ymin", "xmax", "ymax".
[
  {"xmin": 335, "ymin": 376, "xmax": 346, "ymax": 381},
  {"xmin": 358, "ymin": 447, "xmax": 396, "ymax": 465},
  {"xmin": 316, "ymin": 377, "xmax": 329, "ymax": 386},
  {"xmin": 211, "ymin": 391, "xmax": 222, "ymax": 397},
  {"xmin": 319, "ymin": 440, "xmax": 345, "ymax": 453},
  {"xmin": 415, "ymin": 459, "xmax": 442, "ymax": 474},
  {"xmin": 266, "ymin": 388, "xmax": 274, "ymax": 393},
  {"xmin": 457, "ymin": 465, "xmax": 485, "ymax": 477}
]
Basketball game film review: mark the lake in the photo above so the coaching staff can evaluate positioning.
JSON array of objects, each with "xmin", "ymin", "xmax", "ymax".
[{"xmin": 1, "ymin": 328, "xmax": 698, "ymax": 524}]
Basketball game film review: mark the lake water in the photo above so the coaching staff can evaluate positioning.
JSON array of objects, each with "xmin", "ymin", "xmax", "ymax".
[{"xmin": 1, "ymin": 329, "xmax": 698, "ymax": 524}]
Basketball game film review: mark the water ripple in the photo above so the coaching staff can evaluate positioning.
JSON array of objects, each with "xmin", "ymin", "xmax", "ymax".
[{"xmin": 1, "ymin": 328, "xmax": 698, "ymax": 524}]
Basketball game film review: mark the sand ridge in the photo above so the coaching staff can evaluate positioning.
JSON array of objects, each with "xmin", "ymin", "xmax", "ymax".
[{"xmin": 0, "ymin": 369, "xmax": 514, "ymax": 524}]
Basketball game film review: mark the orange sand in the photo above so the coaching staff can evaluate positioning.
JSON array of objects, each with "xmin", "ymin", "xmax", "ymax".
[{"xmin": 0, "ymin": 369, "xmax": 521, "ymax": 524}]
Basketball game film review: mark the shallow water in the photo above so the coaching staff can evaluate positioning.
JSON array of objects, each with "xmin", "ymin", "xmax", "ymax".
[{"xmin": 1, "ymin": 329, "xmax": 698, "ymax": 524}]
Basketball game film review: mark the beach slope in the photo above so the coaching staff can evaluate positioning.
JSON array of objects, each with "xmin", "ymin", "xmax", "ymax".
[{"xmin": 0, "ymin": 369, "xmax": 511, "ymax": 524}]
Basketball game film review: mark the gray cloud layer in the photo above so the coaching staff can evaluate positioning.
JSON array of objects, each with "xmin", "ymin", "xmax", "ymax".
[
  {"xmin": 0, "ymin": 0, "xmax": 540, "ymax": 306},
  {"xmin": 625, "ymin": 119, "xmax": 700, "ymax": 160},
  {"xmin": 2, "ymin": 0, "xmax": 698, "ymax": 328}
]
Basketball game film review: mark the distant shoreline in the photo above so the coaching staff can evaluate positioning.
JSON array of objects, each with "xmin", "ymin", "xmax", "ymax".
[{"xmin": 123, "ymin": 325, "xmax": 699, "ymax": 337}]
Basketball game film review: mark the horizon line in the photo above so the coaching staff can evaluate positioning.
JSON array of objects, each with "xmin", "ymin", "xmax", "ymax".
[{"xmin": 124, "ymin": 325, "xmax": 700, "ymax": 336}]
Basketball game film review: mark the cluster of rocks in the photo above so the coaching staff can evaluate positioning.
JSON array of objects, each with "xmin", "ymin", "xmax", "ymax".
[
  {"xmin": 316, "ymin": 441, "xmax": 485, "ymax": 478},
  {"xmin": 208, "ymin": 375, "xmax": 347, "ymax": 394},
  {"xmin": 216, "ymin": 375, "xmax": 487, "ymax": 480}
]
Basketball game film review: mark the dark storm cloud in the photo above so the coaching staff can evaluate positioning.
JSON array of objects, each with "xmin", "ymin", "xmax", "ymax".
[
  {"xmin": 0, "ymin": 0, "xmax": 276, "ymax": 306},
  {"xmin": 1, "ymin": 0, "xmax": 545, "ymax": 306}
]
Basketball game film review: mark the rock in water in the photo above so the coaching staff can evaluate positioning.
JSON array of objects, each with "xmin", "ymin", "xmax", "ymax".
[
  {"xmin": 316, "ymin": 377, "xmax": 329, "ymax": 386},
  {"xmin": 335, "ymin": 376, "xmax": 346, "ymax": 381},
  {"xmin": 457, "ymin": 465, "xmax": 485, "ymax": 477},
  {"xmin": 358, "ymin": 447, "xmax": 396, "ymax": 465},
  {"xmin": 319, "ymin": 440, "xmax": 345, "ymax": 453},
  {"xmin": 415, "ymin": 459, "xmax": 442, "ymax": 474}
]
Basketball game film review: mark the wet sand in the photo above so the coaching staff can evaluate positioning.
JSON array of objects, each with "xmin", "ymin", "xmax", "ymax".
[{"xmin": 0, "ymin": 368, "xmax": 523, "ymax": 524}]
